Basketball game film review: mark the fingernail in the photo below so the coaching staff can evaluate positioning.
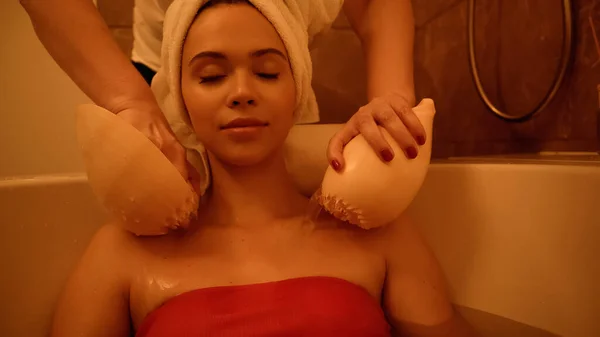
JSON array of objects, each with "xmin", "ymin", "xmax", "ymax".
[
  {"xmin": 381, "ymin": 149, "xmax": 394, "ymax": 162},
  {"xmin": 331, "ymin": 160, "xmax": 341, "ymax": 171},
  {"xmin": 417, "ymin": 135, "xmax": 426, "ymax": 146},
  {"xmin": 406, "ymin": 147, "xmax": 418, "ymax": 159}
]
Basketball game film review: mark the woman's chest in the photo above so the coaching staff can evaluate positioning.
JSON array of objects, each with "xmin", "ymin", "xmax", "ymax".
[{"xmin": 128, "ymin": 225, "xmax": 386, "ymax": 329}]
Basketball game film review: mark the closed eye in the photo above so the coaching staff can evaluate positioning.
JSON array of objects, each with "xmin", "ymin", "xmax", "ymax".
[
  {"xmin": 257, "ymin": 73, "xmax": 279, "ymax": 80},
  {"xmin": 200, "ymin": 75, "xmax": 225, "ymax": 83}
]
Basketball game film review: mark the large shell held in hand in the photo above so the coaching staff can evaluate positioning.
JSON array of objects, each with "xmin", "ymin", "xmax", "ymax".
[
  {"xmin": 76, "ymin": 104, "xmax": 199, "ymax": 236},
  {"xmin": 317, "ymin": 98, "xmax": 436, "ymax": 229}
]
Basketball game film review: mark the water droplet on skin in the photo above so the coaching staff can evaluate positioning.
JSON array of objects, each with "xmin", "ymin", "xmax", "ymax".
[
  {"xmin": 129, "ymin": 197, "xmax": 135, "ymax": 202},
  {"xmin": 134, "ymin": 219, "xmax": 140, "ymax": 223},
  {"xmin": 43, "ymin": 223, "xmax": 48, "ymax": 228},
  {"xmin": 74, "ymin": 239, "xmax": 78, "ymax": 244}
]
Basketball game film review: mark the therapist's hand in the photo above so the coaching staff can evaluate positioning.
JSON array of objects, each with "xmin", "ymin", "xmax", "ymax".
[
  {"xmin": 117, "ymin": 106, "xmax": 202, "ymax": 194},
  {"xmin": 327, "ymin": 92, "xmax": 426, "ymax": 171}
]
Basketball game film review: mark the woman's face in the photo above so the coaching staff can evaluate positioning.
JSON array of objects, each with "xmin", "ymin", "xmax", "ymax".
[{"xmin": 181, "ymin": 3, "xmax": 296, "ymax": 167}]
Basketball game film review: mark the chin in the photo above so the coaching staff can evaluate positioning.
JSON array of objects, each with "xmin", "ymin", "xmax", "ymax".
[{"xmin": 211, "ymin": 145, "xmax": 278, "ymax": 167}]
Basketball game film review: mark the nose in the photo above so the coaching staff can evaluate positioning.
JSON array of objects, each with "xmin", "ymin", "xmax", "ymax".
[{"xmin": 227, "ymin": 72, "xmax": 256, "ymax": 109}]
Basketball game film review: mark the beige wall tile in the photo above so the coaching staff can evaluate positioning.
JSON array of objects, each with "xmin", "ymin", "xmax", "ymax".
[{"xmin": 310, "ymin": 28, "xmax": 368, "ymax": 123}]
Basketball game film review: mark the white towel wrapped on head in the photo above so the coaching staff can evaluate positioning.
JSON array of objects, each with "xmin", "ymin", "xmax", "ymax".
[{"xmin": 151, "ymin": 0, "xmax": 344, "ymax": 196}]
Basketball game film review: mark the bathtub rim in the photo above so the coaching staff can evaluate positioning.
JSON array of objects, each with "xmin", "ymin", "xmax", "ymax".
[{"xmin": 1, "ymin": 159, "xmax": 598, "ymax": 189}]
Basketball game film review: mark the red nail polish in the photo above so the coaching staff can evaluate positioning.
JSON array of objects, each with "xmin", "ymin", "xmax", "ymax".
[
  {"xmin": 417, "ymin": 135, "xmax": 426, "ymax": 146},
  {"xmin": 331, "ymin": 160, "xmax": 341, "ymax": 171},
  {"xmin": 381, "ymin": 149, "xmax": 394, "ymax": 162},
  {"xmin": 406, "ymin": 147, "xmax": 418, "ymax": 159}
]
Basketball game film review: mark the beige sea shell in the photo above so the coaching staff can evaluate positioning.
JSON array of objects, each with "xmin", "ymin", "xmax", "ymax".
[
  {"xmin": 75, "ymin": 104, "xmax": 199, "ymax": 236},
  {"xmin": 316, "ymin": 98, "xmax": 436, "ymax": 229}
]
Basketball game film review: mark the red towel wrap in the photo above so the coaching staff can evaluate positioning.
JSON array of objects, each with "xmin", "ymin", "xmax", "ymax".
[{"xmin": 136, "ymin": 276, "xmax": 391, "ymax": 337}]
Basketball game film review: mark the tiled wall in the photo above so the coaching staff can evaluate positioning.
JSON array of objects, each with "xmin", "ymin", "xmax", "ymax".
[{"xmin": 100, "ymin": 0, "xmax": 600, "ymax": 158}]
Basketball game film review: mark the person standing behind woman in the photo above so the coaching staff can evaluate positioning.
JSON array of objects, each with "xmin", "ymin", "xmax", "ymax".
[{"xmin": 20, "ymin": 0, "xmax": 427, "ymax": 200}]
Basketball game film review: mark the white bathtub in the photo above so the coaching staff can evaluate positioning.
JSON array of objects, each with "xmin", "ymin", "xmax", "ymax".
[
  {"xmin": 1, "ymin": 161, "xmax": 599, "ymax": 337},
  {"xmin": 408, "ymin": 160, "xmax": 600, "ymax": 337}
]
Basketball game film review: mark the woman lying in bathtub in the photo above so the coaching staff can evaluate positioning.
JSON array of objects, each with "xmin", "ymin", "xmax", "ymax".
[{"xmin": 51, "ymin": 1, "xmax": 476, "ymax": 336}]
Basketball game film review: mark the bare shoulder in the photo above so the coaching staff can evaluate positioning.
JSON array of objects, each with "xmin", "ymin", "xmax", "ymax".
[
  {"xmin": 378, "ymin": 214, "xmax": 456, "ymax": 330},
  {"xmin": 374, "ymin": 214, "xmax": 479, "ymax": 335},
  {"xmin": 50, "ymin": 222, "xmax": 137, "ymax": 337},
  {"xmin": 350, "ymin": 213, "xmax": 424, "ymax": 255},
  {"xmin": 63, "ymin": 221, "xmax": 139, "ymax": 293},
  {"xmin": 85, "ymin": 221, "xmax": 139, "ymax": 262},
  {"xmin": 91, "ymin": 221, "xmax": 137, "ymax": 245},
  {"xmin": 375, "ymin": 213, "xmax": 430, "ymax": 254},
  {"xmin": 83, "ymin": 221, "xmax": 174, "ymax": 270}
]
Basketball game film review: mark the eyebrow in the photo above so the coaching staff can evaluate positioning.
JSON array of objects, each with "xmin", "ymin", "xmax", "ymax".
[
  {"xmin": 251, "ymin": 48, "xmax": 287, "ymax": 61},
  {"xmin": 188, "ymin": 48, "xmax": 288, "ymax": 66}
]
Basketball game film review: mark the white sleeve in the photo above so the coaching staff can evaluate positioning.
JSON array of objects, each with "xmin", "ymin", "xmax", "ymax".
[{"xmin": 131, "ymin": 0, "xmax": 169, "ymax": 72}]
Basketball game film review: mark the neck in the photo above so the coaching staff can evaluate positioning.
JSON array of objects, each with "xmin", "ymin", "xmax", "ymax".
[{"xmin": 201, "ymin": 149, "xmax": 309, "ymax": 227}]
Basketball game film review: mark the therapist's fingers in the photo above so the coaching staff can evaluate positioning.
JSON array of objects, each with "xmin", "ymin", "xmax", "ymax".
[
  {"xmin": 118, "ymin": 107, "xmax": 192, "ymax": 185},
  {"xmin": 158, "ymin": 125, "xmax": 192, "ymax": 183},
  {"xmin": 327, "ymin": 112, "xmax": 394, "ymax": 170},
  {"xmin": 327, "ymin": 122, "xmax": 359, "ymax": 171},
  {"xmin": 186, "ymin": 161, "xmax": 202, "ymax": 197},
  {"xmin": 387, "ymin": 93, "xmax": 426, "ymax": 146},
  {"xmin": 371, "ymin": 105, "xmax": 418, "ymax": 159},
  {"xmin": 354, "ymin": 113, "xmax": 395, "ymax": 162}
]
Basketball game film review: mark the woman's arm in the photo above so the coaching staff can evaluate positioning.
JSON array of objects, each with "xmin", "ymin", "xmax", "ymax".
[
  {"xmin": 327, "ymin": 0, "xmax": 423, "ymax": 169},
  {"xmin": 19, "ymin": 0, "xmax": 156, "ymax": 113},
  {"xmin": 343, "ymin": 0, "xmax": 416, "ymax": 105},
  {"xmin": 381, "ymin": 214, "xmax": 479, "ymax": 337},
  {"xmin": 19, "ymin": 0, "xmax": 193, "ymax": 185},
  {"xmin": 51, "ymin": 224, "xmax": 132, "ymax": 337}
]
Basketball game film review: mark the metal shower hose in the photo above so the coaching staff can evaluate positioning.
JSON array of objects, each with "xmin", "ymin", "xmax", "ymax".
[{"xmin": 467, "ymin": 0, "xmax": 574, "ymax": 121}]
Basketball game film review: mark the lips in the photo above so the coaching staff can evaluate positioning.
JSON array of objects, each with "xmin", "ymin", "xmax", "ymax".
[{"xmin": 221, "ymin": 118, "xmax": 268, "ymax": 129}]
